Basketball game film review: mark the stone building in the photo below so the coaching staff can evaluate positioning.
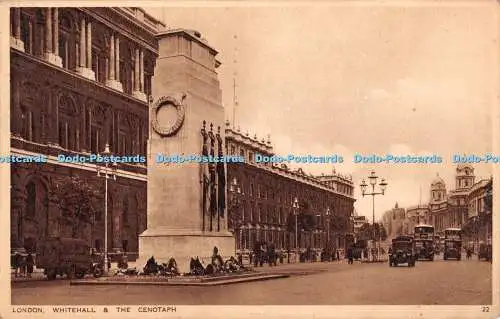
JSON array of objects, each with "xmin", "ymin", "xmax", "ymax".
[
  {"xmin": 382, "ymin": 202, "xmax": 406, "ymax": 239},
  {"xmin": 9, "ymin": 7, "xmax": 358, "ymax": 262},
  {"xmin": 225, "ymin": 125, "xmax": 356, "ymax": 255},
  {"xmin": 10, "ymin": 7, "xmax": 164, "ymax": 257},
  {"xmin": 463, "ymin": 178, "xmax": 492, "ymax": 250},
  {"xmin": 405, "ymin": 204, "xmax": 430, "ymax": 233},
  {"xmin": 429, "ymin": 165, "xmax": 474, "ymax": 235}
]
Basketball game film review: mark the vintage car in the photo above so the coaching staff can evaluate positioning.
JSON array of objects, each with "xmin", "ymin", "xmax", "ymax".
[
  {"xmin": 478, "ymin": 243, "xmax": 492, "ymax": 262},
  {"xmin": 389, "ymin": 236, "xmax": 416, "ymax": 267},
  {"xmin": 36, "ymin": 237, "xmax": 101, "ymax": 280},
  {"xmin": 443, "ymin": 240, "xmax": 461, "ymax": 261},
  {"xmin": 415, "ymin": 240, "xmax": 434, "ymax": 261}
]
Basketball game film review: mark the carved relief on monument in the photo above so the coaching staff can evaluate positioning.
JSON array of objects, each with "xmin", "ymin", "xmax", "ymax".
[{"xmin": 151, "ymin": 95, "xmax": 186, "ymax": 137}]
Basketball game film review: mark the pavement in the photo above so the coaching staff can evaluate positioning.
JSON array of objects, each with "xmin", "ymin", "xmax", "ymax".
[{"xmin": 11, "ymin": 254, "xmax": 491, "ymax": 305}]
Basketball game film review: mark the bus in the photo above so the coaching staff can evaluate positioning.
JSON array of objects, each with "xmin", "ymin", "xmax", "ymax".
[
  {"xmin": 414, "ymin": 224, "xmax": 435, "ymax": 261},
  {"xmin": 444, "ymin": 228, "xmax": 462, "ymax": 261}
]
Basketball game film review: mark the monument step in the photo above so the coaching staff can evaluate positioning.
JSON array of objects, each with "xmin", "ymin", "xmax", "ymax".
[{"xmin": 69, "ymin": 273, "xmax": 289, "ymax": 286}]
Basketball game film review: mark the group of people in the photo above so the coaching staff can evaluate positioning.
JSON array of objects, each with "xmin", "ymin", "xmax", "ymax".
[
  {"xmin": 143, "ymin": 256, "xmax": 179, "ymax": 276},
  {"xmin": 251, "ymin": 242, "xmax": 279, "ymax": 267},
  {"xmin": 11, "ymin": 252, "xmax": 35, "ymax": 278},
  {"xmin": 190, "ymin": 247, "xmax": 245, "ymax": 275}
]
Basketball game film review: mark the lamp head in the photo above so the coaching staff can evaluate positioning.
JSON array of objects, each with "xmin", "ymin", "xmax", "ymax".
[
  {"xmin": 368, "ymin": 171, "xmax": 378, "ymax": 186},
  {"xmin": 360, "ymin": 179, "xmax": 368, "ymax": 195}
]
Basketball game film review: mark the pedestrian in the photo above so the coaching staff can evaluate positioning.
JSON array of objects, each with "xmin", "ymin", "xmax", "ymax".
[
  {"xmin": 336, "ymin": 250, "xmax": 340, "ymax": 261},
  {"xmin": 347, "ymin": 246, "xmax": 354, "ymax": 265},
  {"xmin": 19, "ymin": 255, "xmax": 27, "ymax": 277},
  {"xmin": 12, "ymin": 252, "xmax": 21, "ymax": 277},
  {"xmin": 26, "ymin": 253, "xmax": 34, "ymax": 278}
]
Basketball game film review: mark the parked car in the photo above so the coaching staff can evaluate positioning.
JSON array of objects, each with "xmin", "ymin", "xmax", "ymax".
[
  {"xmin": 36, "ymin": 237, "xmax": 100, "ymax": 280},
  {"xmin": 478, "ymin": 243, "xmax": 492, "ymax": 262}
]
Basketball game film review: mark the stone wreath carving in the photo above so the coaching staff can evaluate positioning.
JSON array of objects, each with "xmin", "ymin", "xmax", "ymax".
[{"xmin": 151, "ymin": 94, "xmax": 186, "ymax": 137}]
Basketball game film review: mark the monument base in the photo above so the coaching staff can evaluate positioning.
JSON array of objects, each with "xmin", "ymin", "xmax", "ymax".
[{"xmin": 138, "ymin": 228, "xmax": 235, "ymax": 274}]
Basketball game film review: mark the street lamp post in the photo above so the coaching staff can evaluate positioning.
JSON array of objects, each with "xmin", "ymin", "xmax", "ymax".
[
  {"xmin": 360, "ymin": 171, "xmax": 388, "ymax": 261},
  {"xmin": 96, "ymin": 143, "xmax": 117, "ymax": 276},
  {"xmin": 325, "ymin": 207, "xmax": 331, "ymax": 249},
  {"xmin": 292, "ymin": 197, "xmax": 299, "ymax": 262},
  {"xmin": 229, "ymin": 177, "xmax": 242, "ymax": 255}
]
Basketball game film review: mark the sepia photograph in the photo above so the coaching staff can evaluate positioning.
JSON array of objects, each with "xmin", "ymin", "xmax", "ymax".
[{"xmin": 3, "ymin": 1, "xmax": 499, "ymax": 318}]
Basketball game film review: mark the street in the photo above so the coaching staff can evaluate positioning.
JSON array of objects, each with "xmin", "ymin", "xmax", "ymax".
[{"xmin": 11, "ymin": 257, "xmax": 491, "ymax": 305}]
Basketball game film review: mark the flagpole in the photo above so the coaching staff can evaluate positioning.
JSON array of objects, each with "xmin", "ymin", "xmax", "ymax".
[{"xmin": 201, "ymin": 121, "xmax": 207, "ymax": 232}]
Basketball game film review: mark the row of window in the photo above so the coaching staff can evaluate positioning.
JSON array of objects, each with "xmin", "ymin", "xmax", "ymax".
[
  {"xmin": 23, "ymin": 180, "xmax": 138, "ymax": 226},
  {"xmin": 230, "ymin": 174, "xmax": 351, "ymax": 212},
  {"xmin": 235, "ymin": 229, "xmax": 329, "ymax": 250},
  {"xmin": 15, "ymin": 9, "xmax": 152, "ymax": 97},
  {"xmin": 19, "ymin": 108, "xmax": 146, "ymax": 157}
]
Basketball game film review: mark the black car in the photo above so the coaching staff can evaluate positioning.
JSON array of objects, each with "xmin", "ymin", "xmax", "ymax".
[
  {"xmin": 478, "ymin": 243, "xmax": 492, "ymax": 262},
  {"xmin": 389, "ymin": 236, "xmax": 416, "ymax": 267}
]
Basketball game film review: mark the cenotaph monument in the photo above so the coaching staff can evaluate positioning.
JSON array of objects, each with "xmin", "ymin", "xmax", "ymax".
[{"xmin": 138, "ymin": 29, "xmax": 235, "ymax": 273}]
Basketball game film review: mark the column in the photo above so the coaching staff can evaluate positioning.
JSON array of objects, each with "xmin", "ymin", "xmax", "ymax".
[
  {"xmin": 108, "ymin": 34, "xmax": 115, "ymax": 80},
  {"xmin": 76, "ymin": 17, "xmax": 94, "ymax": 79},
  {"xmin": 45, "ymin": 8, "xmax": 52, "ymax": 53},
  {"xmin": 139, "ymin": 49, "xmax": 144, "ymax": 91},
  {"xmin": 86, "ymin": 20, "xmax": 92, "ymax": 69},
  {"xmin": 133, "ymin": 48, "xmax": 147, "ymax": 101},
  {"xmin": 79, "ymin": 18, "xmax": 86, "ymax": 68},
  {"xmin": 10, "ymin": 8, "xmax": 25, "ymax": 51},
  {"xmin": 115, "ymin": 36, "xmax": 120, "ymax": 80},
  {"xmin": 134, "ymin": 48, "xmax": 140, "ymax": 91},
  {"xmin": 52, "ymin": 8, "xmax": 58, "ymax": 55},
  {"xmin": 106, "ymin": 34, "xmax": 123, "ymax": 92}
]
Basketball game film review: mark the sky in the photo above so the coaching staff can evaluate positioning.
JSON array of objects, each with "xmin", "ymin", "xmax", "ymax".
[{"xmin": 144, "ymin": 1, "xmax": 498, "ymax": 221}]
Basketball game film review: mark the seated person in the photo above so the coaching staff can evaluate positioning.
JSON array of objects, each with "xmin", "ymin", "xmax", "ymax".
[
  {"xmin": 166, "ymin": 257, "xmax": 179, "ymax": 275},
  {"xmin": 143, "ymin": 256, "xmax": 158, "ymax": 275}
]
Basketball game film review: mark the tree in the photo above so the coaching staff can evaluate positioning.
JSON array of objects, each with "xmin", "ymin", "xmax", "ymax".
[
  {"xmin": 53, "ymin": 176, "xmax": 100, "ymax": 238},
  {"xmin": 357, "ymin": 223, "xmax": 387, "ymax": 241}
]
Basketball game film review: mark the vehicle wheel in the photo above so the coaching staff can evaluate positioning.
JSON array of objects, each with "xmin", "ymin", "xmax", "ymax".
[
  {"xmin": 46, "ymin": 269, "xmax": 57, "ymax": 280},
  {"xmin": 393, "ymin": 262, "xmax": 398, "ymax": 267}
]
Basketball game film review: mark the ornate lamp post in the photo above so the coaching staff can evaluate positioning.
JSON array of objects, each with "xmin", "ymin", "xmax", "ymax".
[
  {"xmin": 292, "ymin": 197, "xmax": 300, "ymax": 259},
  {"xmin": 96, "ymin": 143, "xmax": 117, "ymax": 276},
  {"xmin": 360, "ymin": 171, "xmax": 388, "ymax": 261},
  {"xmin": 229, "ymin": 177, "xmax": 242, "ymax": 255}
]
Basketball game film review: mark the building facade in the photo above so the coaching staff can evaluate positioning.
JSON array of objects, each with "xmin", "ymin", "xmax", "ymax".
[
  {"xmin": 10, "ymin": 7, "xmax": 164, "ymax": 258},
  {"xmin": 429, "ymin": 165, "xmax": 475, "ymax": 236},
  {"xmin": 225, "ymin": 125, "xmax": 356, "ymax": 255},
  {"xmin": 382, "ymin": 202, "xmax": 406, "ymax": 239},
  {"xmin": 383, "ymin": 165, "xmax": 493, "ymax": 250},
  {"xmin": 463, "ymin": 178, "xmax": 492, "ymax": 250},
  {"xmin": 10, "ymin": 7, "xmax": 358, "ymax": 262}
]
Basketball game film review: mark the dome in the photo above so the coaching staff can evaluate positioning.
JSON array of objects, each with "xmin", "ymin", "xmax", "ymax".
[
  {"xmin": 457, "ymin": 163, "xmax": 473, "ymax": 170},
  {"xmin": 456, "ymin": 164, "xmax": 474, "ymax": 176},
  {"xmin": 431, "ymin": 173, "xmax": 446, "ymax": 189}
]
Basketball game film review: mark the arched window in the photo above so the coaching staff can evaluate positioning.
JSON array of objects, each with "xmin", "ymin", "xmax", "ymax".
[{"xmin": 58, "ymin": 94, "xmax": 79, "ymax": 151}]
